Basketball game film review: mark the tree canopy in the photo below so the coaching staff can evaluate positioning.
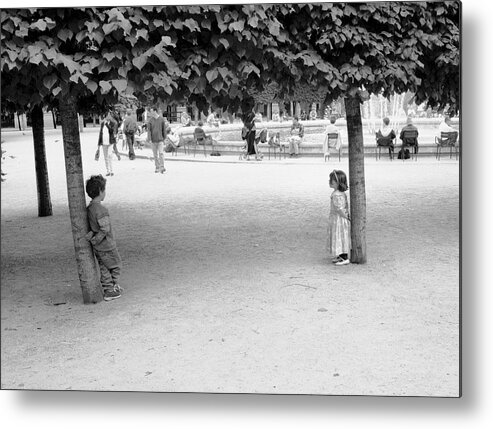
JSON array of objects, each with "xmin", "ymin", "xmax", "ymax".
[
  {"xmin": 2, "ymin": 3, "xmax": 459, "ymax": 114},
  {"xmin": 279, "ymin": 2, "xmax": 460, "ymax": 112}
]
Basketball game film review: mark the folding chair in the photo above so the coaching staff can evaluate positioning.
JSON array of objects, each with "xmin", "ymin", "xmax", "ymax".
[
  {"xmin": 267, "ymin": 133, "xmax": 281, "ymax": 160},
  {"xmin": 192, "ymin": 128, "xmax": 215, "ymax": 157},
  {"xmin": 375, "ymin": 133, "xmax": 395, "ymax": 160},
  {"xmin": 435, "ymin": 131, "xmax": 459, "ymax": 160}
]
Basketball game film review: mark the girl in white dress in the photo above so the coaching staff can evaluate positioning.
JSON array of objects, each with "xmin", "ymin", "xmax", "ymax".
[{"xmin": 326, "ymin": 170, "xmax": 351, "ymax": 265}]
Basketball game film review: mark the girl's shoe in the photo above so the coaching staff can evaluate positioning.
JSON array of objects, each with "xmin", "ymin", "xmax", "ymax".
[
  {"xmin": 331, "ymin": 256, "xmax": 342, "ymax": 263},
  {"xmin": 335, "ymin": 258, "xmax": 350, "ymax": 266}
]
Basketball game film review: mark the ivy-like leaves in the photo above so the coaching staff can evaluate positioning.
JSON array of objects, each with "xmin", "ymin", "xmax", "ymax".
[{"xmin": 1, "ymin": 3, "xmax": 459, "ymax": 114}]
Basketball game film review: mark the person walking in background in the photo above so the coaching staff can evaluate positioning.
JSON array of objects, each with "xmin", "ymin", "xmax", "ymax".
[
  {"xmin": 326, "ymin": 170, "xmax": 351, "ymax": 266},
  {"xmin": 122, "ymin": 109, "xmax": 138, "ymax": 160},
  {"xmin": 85, "ymin": 174, "xmax": 123, "ymax": 301},
  {"xmin": 288, "ymin": 116, "xmax": 304, "ymax": 157},
  {"xmin": 242, "ymin": 106, "xmax": 260, "ymax": 160},
  {"xmin": 147, "ymin": 106, "xmax": 171, "ymax": 174},
  {"xmin": 109, "ymin": 109, "xmax": 122, "ymax": 160},
  {"xmin": 98, "ymin": 112, "xmax": 118, "ymax": 176}
]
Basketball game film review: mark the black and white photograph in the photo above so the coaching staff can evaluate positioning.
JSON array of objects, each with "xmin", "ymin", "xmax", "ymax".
[{"xmin": 0, "ymin": 0, "xmax": 488, "ymax": 427}]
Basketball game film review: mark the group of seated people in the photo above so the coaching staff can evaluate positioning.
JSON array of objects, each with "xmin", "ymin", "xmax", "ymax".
[
  {"xmin": 266, "ymin": 114, "xmax": 458, "ymax": 160},
  {"xmin": 376, "ymin": 115, "xmax": 458, "ymax": 159},
  {"xmin": 176, "ymin": 111, "xmax": 459, "ymax": 160},
  {"xmin": 282, "ymin": 115, "xmax": 341, "ymax": 158}
]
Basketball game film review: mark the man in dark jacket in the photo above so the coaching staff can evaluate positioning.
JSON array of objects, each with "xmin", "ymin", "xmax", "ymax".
[
  {"xmin": 122, "ymin": 109, "xmax": 138, "ymax": 160},
  {"xmin": 399, "ymin": 116, "xmax": 419, "ymax": 157},
  {"xmin": 147, "ymin": 107, "xmax": 171, "ymax": 174}
]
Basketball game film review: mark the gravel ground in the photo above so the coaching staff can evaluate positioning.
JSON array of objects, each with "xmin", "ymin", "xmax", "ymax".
[{"xmin": 1, "ymin": 128, "xmax": 459, "ymax": 396}]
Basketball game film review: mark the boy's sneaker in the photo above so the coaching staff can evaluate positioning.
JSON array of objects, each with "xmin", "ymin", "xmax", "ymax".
[
  {"xmin": 331, "ymin": 256, "xmax": 342, "ymax": 264},
  {"xmin": 103, "ymin": 288, "xmax": 121, "ymax": 301},
  {"xmin": 114, "ymin": 284, "xmax": 124, "ymax": 293},
  {"xmin": 335, "ymin": 258, "xmax": 350, "ymax": 266}
]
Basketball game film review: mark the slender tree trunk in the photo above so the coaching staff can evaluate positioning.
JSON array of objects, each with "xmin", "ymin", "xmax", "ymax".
[
  {"xmin": 59, "ymin": 95, "xmax": 103, "ymax": 304},
  {"xmin": 344, "ymin": 94, "xmax": 367, "ymax": 264},
  {"xmin": 51, "ymin": 110, "xmax": 57, "ymax": 129},
  {"xmin": 31, "ymin": 104, "xmax": 53, "ymax": 217}
]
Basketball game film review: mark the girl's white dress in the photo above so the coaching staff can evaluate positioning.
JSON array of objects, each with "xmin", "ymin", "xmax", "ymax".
[{"xmin": 326, "ymin": 190, "xmax": 351, "ymax": 256}]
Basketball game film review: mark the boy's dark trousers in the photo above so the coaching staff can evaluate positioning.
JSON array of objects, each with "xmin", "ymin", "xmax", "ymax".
[
  {"xmin": 94, "ymin": 248, "xmax": 122, "ymax": 290},
  {"xmin": 125, "ymin": 132, "xmax": 136, "ymax": 160}
]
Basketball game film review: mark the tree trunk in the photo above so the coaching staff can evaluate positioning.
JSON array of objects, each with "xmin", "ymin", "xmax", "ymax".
[
  {"xmin": 59, "ymin": 95, "xmax": 103, "ymax": 304},
  {"xmin": 51, "ymin": 110, "xmax": 57, "ymax": 129},
  {"xmin": 31, "ymin": 104, "xmax": 53, "ymax": 217},
  {"xmin": 344, "ymin": 94, "xmax": 367, "ymax": 264}
]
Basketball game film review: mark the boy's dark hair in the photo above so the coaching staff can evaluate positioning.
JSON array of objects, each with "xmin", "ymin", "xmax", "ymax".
[
  {"xmin": 383, "ymin": 117, "xmax": 390, "ymax": 126},
  {"xmin": 86, "ymin": 174, "xmax": 106, "ymax": 199},
  {"xmin": 197, "ymin": 120, "xmax": 204, "ymax": 126},
  {"xmin": 330, "ymin": 115, "xmax": 337, "ymax": 124},
  {"xmin": 329, "ymin": 169, "xmax": 348, "ymax": 192}
]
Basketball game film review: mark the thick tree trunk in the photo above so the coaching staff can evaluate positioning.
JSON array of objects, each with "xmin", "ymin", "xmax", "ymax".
[
  {"xmin": 344, "ymin": 95, "xmax": 367, "ymax": 264},
  {"xmin": 31, "ymin": 104, "xmax": 53, "ymax": 217},
  {"xmin": 59, "ymin": 95, "xmax": 103, "ymax": 304}
]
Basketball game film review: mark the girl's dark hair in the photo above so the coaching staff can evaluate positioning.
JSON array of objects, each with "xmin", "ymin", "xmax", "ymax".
[
  {"xmin": 329, "ymin": 169, "xmax": 348, "ymax": 192},
  {"xmin": 86, "ymin": 174, "xmax": 106, "ymax": 199}
]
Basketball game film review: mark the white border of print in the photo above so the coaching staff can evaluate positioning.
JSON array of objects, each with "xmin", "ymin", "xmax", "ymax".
[{"xmin": 1, "ymin": 0, "xmax": 491, "ymax": 428}]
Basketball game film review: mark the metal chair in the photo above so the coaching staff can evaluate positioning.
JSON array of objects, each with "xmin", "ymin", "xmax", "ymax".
[
  {"xmin": 435, "ymin": 131, "xmax": 459, "ymax": 160},
  {"xmin": 192, "ymin": 129, "xmax": 215, "ymax": 157},
  {"xmin": 179, "ymin": 135, "xmax": 194, "ymax": 156},
  {"xmin": 266, "ymin": 132, "xmax": 281, "ymax": 160},
  {"xmin": 375, "ymin": 133, "xmax": 395, "ymax": 161},
  {"xmin": 323, "ymin": 133, "xmax": 341, "ymax": 162},
  {"xmin": 400, "ymin": 129, "xmax": 419, "ymax": 161}
]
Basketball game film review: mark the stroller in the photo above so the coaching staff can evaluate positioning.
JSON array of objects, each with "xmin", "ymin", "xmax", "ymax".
[{"xmin": 239, "ymin": 128, "xmax": 267, "ymax": 161}]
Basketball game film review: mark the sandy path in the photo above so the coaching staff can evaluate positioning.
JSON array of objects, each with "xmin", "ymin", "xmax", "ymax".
[{"xmin": 1, "ymin": 129, "xmax": 459, "ymax": 395}]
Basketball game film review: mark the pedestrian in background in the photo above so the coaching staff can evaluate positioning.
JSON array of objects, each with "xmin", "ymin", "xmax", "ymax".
[
  {"xmin": 242, "ymin": 106, "xmax": 260, "ymax": 160},
  {"xmin": 147, "ymin": 106, "xmax": 171, "ymax": 174},
  {"xmin": 122, "ymin": 109, "xmax": 138, "ymax": 160},
  {"xmin": 98, "ymin": 112, "xmax": 118, "ymax": 176}
]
